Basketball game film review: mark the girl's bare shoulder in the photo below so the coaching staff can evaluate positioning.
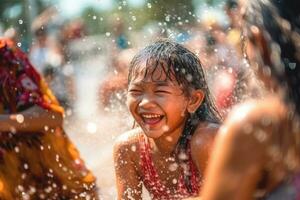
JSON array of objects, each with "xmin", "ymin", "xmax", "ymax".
[
  {"xmin": 114, "ymin": 128, "xmax": 143, "ymax": 148},
  {"xmin": 190, "ymin": 122, "xmax": 220, "ymax": 157},
  {"xmin": 113, "ymin": 128, "xmax": 143, "ymax": 159},
  {"xmin": 192, "ymin": 122, "xmax": 220, "ymax": 143}
]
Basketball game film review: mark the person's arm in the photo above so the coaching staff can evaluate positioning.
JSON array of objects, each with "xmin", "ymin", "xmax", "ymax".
[
  {"xmin": 114, "ymin": 136, "xmax": 142, "ymax": 200},
  {"xmin": 0, "ymin": 105, "xmax": 63, "ymax": 132},
  {"xmin": 201, "ymin": 107, "xmax": 267, "ymax": 200},
  {"xmin": 191, "ymin": 125, "xmax": 218, "ymax": 180}
]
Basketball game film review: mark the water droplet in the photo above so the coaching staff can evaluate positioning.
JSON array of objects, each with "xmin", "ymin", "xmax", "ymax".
[
  {"xmin": 186, "ymin": 74, "xmax": 193, "ymax": 82},
  {"xmin": 165, "ymin": 136, "xmax": 172, "ymax": 142},
  {"xmin": 24, "ymin": 163, "xmax": 29, "ymax": 170},
  {"xmin": 14, "ymin": 146, "xmax": 20, "ymax": 153},
  {"xmin": 147, "ymin": 3, "xmax": 152, "ymax": 8},
  {"xmin": 165, "ymin": 15, "xmax": 170, "ymax": 22},
  {"xmin": 289, "ymin": 62, "xmax": 296, "ymax": 70},
  {"xmin": 87, "ymin": 122, "xmax": 97, "ymax": 134},
  {"xmin": 16, "ymin": 114, "xmax": 24, "ymax": 123},
  {"xmin": 18, "ymin": 19, "xmax": 23, "ymax": 24},
  {"xmin": 131, "ymin": 145, "xmax": 136, "ymax": 152},
  {"xmin": 169, "ymin": 163, "xmax": 178, "ymax": 171}
]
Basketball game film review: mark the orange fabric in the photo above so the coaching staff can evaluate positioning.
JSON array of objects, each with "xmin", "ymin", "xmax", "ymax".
[{"xmin": 0, "ymin": 38, "xmax": 98, "ymax": 199}]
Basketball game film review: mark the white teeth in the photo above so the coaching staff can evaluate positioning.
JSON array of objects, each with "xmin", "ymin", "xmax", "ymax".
[{"xmin": 142, "ymin": 114, "xmax": 161, "ymax": 119}]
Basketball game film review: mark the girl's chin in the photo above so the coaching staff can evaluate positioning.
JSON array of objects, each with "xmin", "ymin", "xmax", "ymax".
[{"xmin": 143, "ymin": 130, "xmax": 164, "ymax": 139}]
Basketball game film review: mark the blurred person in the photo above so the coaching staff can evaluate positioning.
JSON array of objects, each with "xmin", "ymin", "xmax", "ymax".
[
  {"xmin": 199, "ymin": 0, "xmax": 300, "ymax": 199},
  {"xmin": 29, "ymin": 27, "xmax": 63, "ymax": 75},
  {"xmin": 114, "ymin": 39, "xmax": 222, "ymax": 199},
  {"xmin": 0, "ymin": 38, "xmax": 99, "ymax": 199},
  {"xmin": 111, "ymin": 17, "xmax": 130, "ymax": 50},
  {"xmin": 43, "ymin": 65, "xmax": 74, "ymax": 109},
  {"xmin": 99, "ymin": 48, "xmax": 136, "ymax": 110}
]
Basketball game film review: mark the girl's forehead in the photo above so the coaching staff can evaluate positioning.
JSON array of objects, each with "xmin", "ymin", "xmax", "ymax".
[{"xmin": 131, "ymin": 60, "xmax": 176, "ymax": 83}]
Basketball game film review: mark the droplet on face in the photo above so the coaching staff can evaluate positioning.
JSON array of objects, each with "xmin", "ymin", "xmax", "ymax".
[
  {"xmin": 162, "ymin": 125, "xmax": 170, "ymax": 132},
  {"xmin": 165, "ymin": 136, "xmax": 173, "ymax": 142}
]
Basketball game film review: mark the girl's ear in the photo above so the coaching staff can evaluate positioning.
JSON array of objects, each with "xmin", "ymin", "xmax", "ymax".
[{"xmin": 187, "ymin": 89, "xmax": 204, "ymax": 113}]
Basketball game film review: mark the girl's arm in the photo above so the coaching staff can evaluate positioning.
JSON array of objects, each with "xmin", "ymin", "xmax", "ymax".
[
  {"xmin": 191, "ymin": 125, "xmax": 218, "ymax": 179},
  {"xmin": 0, "ymin": 105, "xmax": 63, "ymax": 132},
  {"xmin": 114, "ymin": 137, "xmax": 142, "ymax": 200},
  {"xmin": 201, "ymin": 107, "xmax": 267, "ymax": 200}
]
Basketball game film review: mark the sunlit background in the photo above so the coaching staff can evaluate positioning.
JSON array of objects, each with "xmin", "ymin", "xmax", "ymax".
[{"xmin": 1, "ymin": 0, "xmax": 258, "ymax": 199}]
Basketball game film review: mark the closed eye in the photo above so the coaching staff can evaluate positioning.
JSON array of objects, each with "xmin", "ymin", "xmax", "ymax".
[
  {"xmin": 155, "ymin": 90, "xmax": 171, "ymax": 94},
  {"xmin": 128, "ymin": 89, "xmax": 142, "ymax": 94}
]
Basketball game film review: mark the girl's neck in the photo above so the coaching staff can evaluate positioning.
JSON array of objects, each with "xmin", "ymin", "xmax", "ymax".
[{"xmin": 151, "ymin": 125, "xmax": 184, "ymax": 156}]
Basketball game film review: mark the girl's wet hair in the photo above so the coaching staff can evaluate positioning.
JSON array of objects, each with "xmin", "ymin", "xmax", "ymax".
[
  {"xmin": 128, "ymin": 39, "xmax": 222, "ymax": 190},
  {"xmin": 244, "ymin": 0, "xmax": 300, "ymax": 116}
]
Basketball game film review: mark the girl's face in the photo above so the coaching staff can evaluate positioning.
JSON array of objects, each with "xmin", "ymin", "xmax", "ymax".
[{"xmin": 127, "ymin": 62, "xmax": 202, "ymax": 139}]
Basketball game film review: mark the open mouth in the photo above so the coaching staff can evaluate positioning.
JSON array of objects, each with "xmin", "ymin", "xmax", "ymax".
[{"xmin": 141, "ymin": 114, "xmax": 164, "ymax": 125}]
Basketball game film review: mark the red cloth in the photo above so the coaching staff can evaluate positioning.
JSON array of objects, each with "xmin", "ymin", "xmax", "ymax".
[
  {"xmin": 0, "ymin": 38, "xmax": 63, "ymax": 114},
  {"xmin": 139, "ymin": 134, "xmax": 200, "ymax": 199}
]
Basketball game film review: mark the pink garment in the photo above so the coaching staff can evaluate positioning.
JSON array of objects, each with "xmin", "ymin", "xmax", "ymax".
[{"xmin": 139, "ymin": 134, "xmax": 200, "ymax": 200}]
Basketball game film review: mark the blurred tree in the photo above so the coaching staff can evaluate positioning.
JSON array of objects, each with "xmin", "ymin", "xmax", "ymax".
[
  {"xmin": 146, "ymin": 0, "xmax": 195, "ymax": 26},
  {"xmin": 81, "ymin": 7, "xmax": 111, "ymax": 35},
  {"xmin": 0, "ymin": 0, "xmax": 53, "ymax": 51}
]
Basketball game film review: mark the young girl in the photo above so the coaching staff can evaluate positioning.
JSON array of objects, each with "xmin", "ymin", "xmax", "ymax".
[
  {"xmin": 200, "ymin": 0, "xmax": 300, "ymax": 199},
  {"xmin": 113, "ymin": 39, "xmax": 222, "ymax": 199}
]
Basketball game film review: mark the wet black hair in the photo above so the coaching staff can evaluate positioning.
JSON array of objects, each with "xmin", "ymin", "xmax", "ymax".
[
  {"xmin": 244, "ymin": 0, "xmax": 300, "ymax": 117},
  {"xmin": 128, "ymin": 39, "xmax": 222, "ymax": 191}
]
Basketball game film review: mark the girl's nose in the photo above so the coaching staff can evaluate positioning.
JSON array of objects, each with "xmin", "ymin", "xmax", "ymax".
[{"xmin": 138, "ymin": 95, "xmax": 156, "ymax": 109}]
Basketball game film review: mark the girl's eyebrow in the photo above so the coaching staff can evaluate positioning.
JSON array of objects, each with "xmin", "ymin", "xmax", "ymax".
[
  {"xmin": 155, "ymin": 82, "xmax": 170, "ymax": 86},
  {"xmin": 130, "ymin": 80, "xmax": 172, "ymax": 87}
]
